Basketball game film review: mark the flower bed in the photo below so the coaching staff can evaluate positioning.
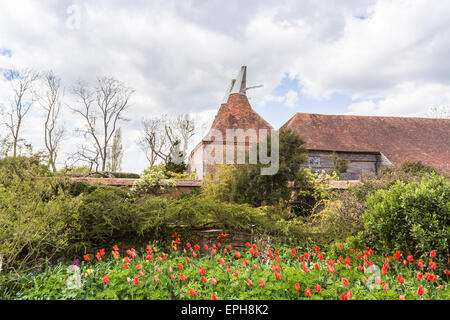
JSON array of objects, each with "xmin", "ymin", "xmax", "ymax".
[{"xmin": 4, "ymin": 239, "xmax": 449, "ymax": 300}]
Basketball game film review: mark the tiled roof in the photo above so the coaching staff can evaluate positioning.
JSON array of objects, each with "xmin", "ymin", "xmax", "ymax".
[
  {"xmin": 206, "ymin": 93, "xmax": 272, "ymax": 141},
  {"xmin": 281, "ymin": 113, "xmax": 450, "ymax": 172}
]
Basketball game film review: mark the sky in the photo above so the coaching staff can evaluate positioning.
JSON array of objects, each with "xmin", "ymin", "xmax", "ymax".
[{"xmin": 1, "ymin": 0, "xmax": 450, "ymax": 173}]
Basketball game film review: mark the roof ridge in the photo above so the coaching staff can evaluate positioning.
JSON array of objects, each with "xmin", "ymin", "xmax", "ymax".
[{"xmin": 292, "ymin": 112, "xmax": 450, "ymax": 121}]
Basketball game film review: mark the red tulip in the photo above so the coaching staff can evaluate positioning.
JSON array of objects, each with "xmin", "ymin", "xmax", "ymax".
[
  {"xmin": 246, "ymin": 279, "xmax": 253, "ymax": 286},
  {"xmin": 383, "ymin": 282, "xmax": 389, "ymax": 291},
  {"xmin": 189, "ymin": 289, "xmax": 197, "ymax": 296},
  {"xmin": 295, "ymin": 283, "xmax": 300, "ymax": 291},
  {"xmin": 417, "ymin": 286, "xmax": 424, "ymax": 296},
  {"xmin": 180, "ymin": 274, "xmax": 186, "ymax": 282},
  {"xmin": 275, "ymin": 272, "xmax": 281, "ymax": 280},
  {"xmin": 397, "ymin": 276, "xmax": 405, "ymax": 284},
  {"xmin": 154, "ymin": 275, "xmax": 159, "ymax": 283},
  {"xmin": 235, "ymin": 251, "xmax": 241, "ymax": 259},
  {"xmin": 211, "ymin": 278, "xmax": 217, "ymax": 285},
  {"xmin": 430, "ymin": 250, "xmax": 436, "ymax": 258},
  {"xmin": 429, "ymin": 261, "xmax": 437, "ymax": 270},
  {"xmin": 139, "ymin": 271, "xmax": 144, "ymax": 277},
  {"xmin": 259, "ymin": 279, "xmax": 266, "ymax": 287},
  {"xmin": 341, "ymin": 278, "xmax": 349, "ymax": 287},
  {"xmin": 83, "ymin": 254, "xmax": 90, "ymax": 261},
  {"xmin": 102, "ymin": 275, "xmax": 110, "ymax": 284},
  {"xmin": 134, "ymin": 277, "xmax": 139, "ymax": 285},
  {"xmin": 211, "ymin": 294, "xmax": 218, "ymax": 300},
  {"xmin": 305, "ymin": 288, "xmax": 312, "ymax": 297},
  {"xmin": 314, "ymin": 284, "xmax": 321, "ymax": 292},
  {"xmin": 340, "ymin": 293, "xmax": 348, "ymax": 300}
]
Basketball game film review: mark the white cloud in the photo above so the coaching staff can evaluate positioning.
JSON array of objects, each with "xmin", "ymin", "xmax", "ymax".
[{"xmin": 0, "ymin": 0, "xmax": 449, "ymax": 172}]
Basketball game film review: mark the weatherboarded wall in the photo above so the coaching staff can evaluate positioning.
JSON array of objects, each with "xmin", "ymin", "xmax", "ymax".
[{"xmin": 303, "ymin": 150, "xmax": 384, "ymax": 180}]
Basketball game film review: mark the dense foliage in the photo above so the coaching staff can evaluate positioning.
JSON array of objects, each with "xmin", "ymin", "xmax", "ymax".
[
  {"xmin": 205, "ymin": 130, "xmax": 307, "ymax": 207},
  {"xmin": 0, "ymin": 154, "xmax": 448, "ymax": 301},
  {"xmin": 363, "ymin": 174, "xmax": 449, "ymax": 264}
]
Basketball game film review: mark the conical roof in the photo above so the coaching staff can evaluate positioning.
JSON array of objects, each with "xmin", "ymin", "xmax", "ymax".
[{"xmin": 209, "ymin": 93, "xmax": 272, "ymax": 137}]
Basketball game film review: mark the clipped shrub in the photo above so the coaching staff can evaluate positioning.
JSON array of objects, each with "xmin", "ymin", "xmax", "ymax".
[
  {"xmin": 110, "ymin": 172, "xmax": 140, "ymax": 179},
  {"xmin": 362, "ymin": 174, "xmax": 449, "ymax": 265}
]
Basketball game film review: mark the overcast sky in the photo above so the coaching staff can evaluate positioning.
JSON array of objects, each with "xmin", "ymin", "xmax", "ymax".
[{"xmin": 1, "ymin": 0, "xmax": 450, "ymax": 173}]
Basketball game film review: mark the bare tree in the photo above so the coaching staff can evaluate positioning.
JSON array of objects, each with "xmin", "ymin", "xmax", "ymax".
[
  {"xmin": 138, "ymin": 118, "xmax": 169, "ymax": 166},
  {"xmin": 173, "ymin": 115, "xmax": 196, "ymax": 163},
  {"xmin": 71, "ymin": 76, "xmax": 134, "ymax": 172},
  {"xmin": 1, "ymin": 68, "xmax": 39, "ymax": 157},
  {"xmin": 67, "ymin": 145, "xmax": 101, "ymax": 174},
  {"xmin": 39, "ymin": 71, "xmax": 65, "ymax": 172},
  {"xmin": 107, "ymin": 127, "xmax": 123, "ymax": 172},
  {"xmin": 428, "ymin": 105, "xmax": 450, "ymax": 118},
  {"xmin": 138, "ymin": 114, "xmax": 196, "ymax": 166}
]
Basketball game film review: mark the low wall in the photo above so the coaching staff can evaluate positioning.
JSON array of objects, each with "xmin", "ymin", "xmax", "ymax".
[
  {"xmin": 69, "ymin": 177, "xmax": 203, "ymax": 198},
  {"xmin": 69, "ymin": 177, "xmax": 360, "ymax": 199}
]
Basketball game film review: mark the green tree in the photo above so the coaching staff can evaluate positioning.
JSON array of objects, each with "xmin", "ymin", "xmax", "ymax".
[{"xmin": 230, "ymin": 129, "xmax": 307, "ymax": 206}]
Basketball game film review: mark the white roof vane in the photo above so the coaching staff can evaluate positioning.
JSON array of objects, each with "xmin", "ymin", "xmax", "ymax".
[{"xmin": 222, "ymin": 66, "xmax": 263, "ymax": 103}]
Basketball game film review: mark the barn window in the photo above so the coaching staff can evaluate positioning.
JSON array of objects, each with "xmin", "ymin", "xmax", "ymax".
[{"xmin": 308, "ymin": 156, "xmax": 321, "ymax": 167}]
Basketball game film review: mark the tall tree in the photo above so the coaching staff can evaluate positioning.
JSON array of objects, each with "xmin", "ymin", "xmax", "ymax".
[
  {"xmin": 107, "ymin": 127, "xmax": 123, "ymax": 172},
  {"xmin": 1, "ymin": 68, "xmax": 39, "ymax": 157},
  {"xmin": 138, "ymin": 118, "xmax": 168, "ymax": 166},
  {"xmin": 139, "ymin": 114, "xmax": 196, "ymax": 167},
  {"xmin": 230, "ymin": 129, "xmax": 307, "ymax": 207},
  {"xmin": 72, "ymin": 76, "xmax": 134, "ymax": 172},
  {"xmin": 428, "ymin": 105, "xmax": 450, "ymax": 118},
  {"xmin": 39, "ymin": 70, "xmax": 65, "ymax": 172}
]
